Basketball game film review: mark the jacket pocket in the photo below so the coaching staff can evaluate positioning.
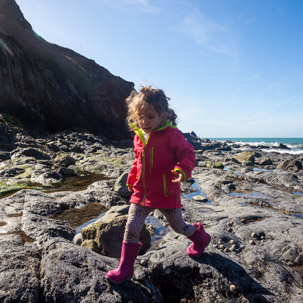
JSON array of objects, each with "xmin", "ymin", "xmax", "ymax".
[{"xmin": 163, "ymin": 174, "xmax": 174, "ymax": 197}]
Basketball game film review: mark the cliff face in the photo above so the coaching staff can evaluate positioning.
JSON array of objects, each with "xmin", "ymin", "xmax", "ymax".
[{"xmin": 0, "ymin": 0, "xmax": 134, "ymax": 139}]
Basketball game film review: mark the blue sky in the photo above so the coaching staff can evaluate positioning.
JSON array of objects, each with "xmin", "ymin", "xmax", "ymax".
[{"xmin": 15, "ymin": 0, "xmax": 303, "ymax": 138}]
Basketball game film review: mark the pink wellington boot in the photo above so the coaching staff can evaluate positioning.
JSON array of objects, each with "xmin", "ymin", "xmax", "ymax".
[
  {"xmin": 187, "ymin": 222, "xmax": 211, "ymax": 258},
  {"xmin": 106, "ymin": 241, "xmax": 142, "ymax": 284}
]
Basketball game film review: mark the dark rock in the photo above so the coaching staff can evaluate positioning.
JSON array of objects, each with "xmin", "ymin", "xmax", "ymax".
[
  {"xmin": 276, "ymin": 143, "xmax": 290, "ymax": 149},
  {"xmin": 11, "ymin": 147, "xmax": 51, "ymax": 160},
  {"xmin": 206, "ymin": 161, "xmax": 224, "ymax": 169},
  {"xmin": 56, "ymin": 167, "xmax": 76, "ymax": 176},
  {"xmin": 259, "ymin": 145, "xmax": 270, "ymax": 149},
  {"xmin": 114, "ymin": 171, "xmax": 132, "ymax": 198},
  {"xmin": 0, "ymin": 103, "xmax": 303, "ymax": 302},
  {"xmin": 0, "ymin": 152, "xmax": 10, "ymax": 160},
  {"xmin": 259, "ymin": 158, "xmax": 273, "ymax": 166},
  {"xmin": 0, "ymin": 0, "xmax": 134, "ymax": 140},
  {"xmin": 0, "ymin": 120, "xmax": 9, "ymax": 144},
  {"xmin": 40, "ymin": 239, "xmax": 163, "ymax": 303},
  {"xmin": 53, "ymin": 153, "xmax": 76, "ymax": 167},
  {"xmin": 0, "ymin": 245, "xmax": 41, "ymax": 303},
  {"xmin": 277, "ymin": 159, "xmax": 302, "ymax": 171}
]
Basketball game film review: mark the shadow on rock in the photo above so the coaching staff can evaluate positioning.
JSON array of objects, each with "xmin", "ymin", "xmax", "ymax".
[
  {"xmin": 109, "ymin": 280, "xmax": 163, "ymax": 303},
  {"xmin": 196, "ymin": 252, "xmax": 274, "ymax": 302}
]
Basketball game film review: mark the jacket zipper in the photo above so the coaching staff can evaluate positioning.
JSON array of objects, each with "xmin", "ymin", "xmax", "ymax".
[
  {"xmin": 141, "ymin": 147, "xmax": 147, "ymax": 205},
  {"xmin": 149, "ymin": 147, "xmax": 154, "ymax": 173}
]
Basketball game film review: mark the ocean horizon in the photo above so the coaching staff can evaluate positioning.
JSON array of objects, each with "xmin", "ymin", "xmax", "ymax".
[{"xmin": 208, "ymin": 138, "xmax": 303, "ymax": 154}]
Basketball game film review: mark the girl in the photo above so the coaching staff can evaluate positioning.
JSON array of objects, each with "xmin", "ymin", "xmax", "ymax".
[{"xmin": 106, "ymin": 86, "xmax": 211, "ymax": 284}]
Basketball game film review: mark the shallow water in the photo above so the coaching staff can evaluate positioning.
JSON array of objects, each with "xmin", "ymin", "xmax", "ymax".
[
  {"xmin": 253, "ymin": 167, "xmax": 277, "ymax": 172},
  {"xmin": 75, "ymin": 211, "xmax": 107, "ymax": 235},
  {"xmin": 230, "ymin": 191, "xmax": 272, "ymax": 200},
  {"xmin": 45, "ymin": 172, "xmax": 111, "ymax": 193},
  {"xmin": 0, "ymin": 230, "xmax": 35, "ymax": 242},
  {"xmin": 7, "ymin": 213, "xmax": 23, "ymax": 218},
  {"xmin": 183, "ymin": 179, "xmax": 213, "ymax": 204},
  {"xmin": 68, "ymin": 179, "xmax": 206, "ymax": 249},
  {"xmin": 145, "ymin": 215, "xmax": 168, "ymax": 249},
  {"xmin": 50, "ymin": 202, "xmax": 107, "ymax": 230},
  {"xmin": 69, "ymin": 207, "xmax": 168, "ymax": 248},
  {"xmin": 223, "ymin": 167, "xmax": 245, "ymax": 177},
  {"xmin": 245, "ymin": 201, "xmax": 303, "ymax": 219},
  {"xmin": 0, "ymin": 172, "xmax": 111, "ymax": 200}
]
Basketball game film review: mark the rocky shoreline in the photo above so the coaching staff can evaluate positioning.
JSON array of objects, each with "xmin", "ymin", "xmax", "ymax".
[{"xmin": 1, "ymin": 119, "xmax": 303, "ymax": 303}]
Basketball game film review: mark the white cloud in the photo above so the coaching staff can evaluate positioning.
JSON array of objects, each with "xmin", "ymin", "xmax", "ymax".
[{"xmin": 180, "ymin": 7, "xmax": 239, "ymax": 61}]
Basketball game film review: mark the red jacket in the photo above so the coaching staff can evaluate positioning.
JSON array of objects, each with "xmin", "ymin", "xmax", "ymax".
[{"xmin": 127, "ymin": 122, "xmax": 196, "ymax": 209}]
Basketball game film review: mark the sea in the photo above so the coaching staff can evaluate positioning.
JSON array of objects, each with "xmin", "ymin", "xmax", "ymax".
[{"xmin": 208, "ymin": 138, "xmax": 303, "ymax": 155}]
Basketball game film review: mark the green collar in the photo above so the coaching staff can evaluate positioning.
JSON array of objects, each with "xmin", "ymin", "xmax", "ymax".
[
  {"xmin": 130, "ymin": 120, "xmax": 177, "ymax": 145},
  {"xmin": 155, "ymin": 119, "xmax": 177, "ymax": 131}
]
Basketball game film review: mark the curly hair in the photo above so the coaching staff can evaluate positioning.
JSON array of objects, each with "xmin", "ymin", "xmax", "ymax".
[{"xmin": 126, "ymin": 86, "xmax": 177, "ymax": 128}]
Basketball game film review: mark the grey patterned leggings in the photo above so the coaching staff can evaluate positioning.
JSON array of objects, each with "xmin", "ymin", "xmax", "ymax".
[{"xmin": 124, "ymin": 203, "xmax": 196, "ymax": 243}]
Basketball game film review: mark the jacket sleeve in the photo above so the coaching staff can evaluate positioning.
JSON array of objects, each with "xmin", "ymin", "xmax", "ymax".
[
  {"xmin": 126, "ymin": 136, "xmax": 139, "ymax": 186},
  {"xmin": 171, "ymin": 130, "xmax": 196, "ymax": 181}
]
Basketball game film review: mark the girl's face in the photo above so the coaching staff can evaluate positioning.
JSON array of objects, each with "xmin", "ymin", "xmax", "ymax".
[{"xmin": 138, "ymin": 104, "xmax": 165, "ymax": 134}]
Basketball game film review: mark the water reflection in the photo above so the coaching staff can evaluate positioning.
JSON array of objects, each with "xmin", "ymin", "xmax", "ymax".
[
  {"xmin": 145, "ymin": 215, "xmax": 167, "ymax": 249},
  {"xmin": 50, "ymin": 202, "xmax": 107, "ymax": 230},
  {"xmin": 45, "ymin": 172, "xmax": 111, "ymax": 193},
  {"xmin": 253, "ymin": 167, "xmax": 277, "ymax": 172},
  {"xmin": 183, "ymin": 179, "xmax": 212, "ymax": 204},
  {"xmin": 230, "ymin": 191, "xmax": 272, "ymax": 200}
]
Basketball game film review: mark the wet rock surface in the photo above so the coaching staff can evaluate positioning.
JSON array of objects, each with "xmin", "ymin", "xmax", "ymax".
[{"xmin": 0, "ymin": 123, "xmax": 303, "ymax": 302}]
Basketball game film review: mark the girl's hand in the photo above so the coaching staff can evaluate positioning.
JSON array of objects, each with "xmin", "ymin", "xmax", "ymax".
[
  {"xmin": 128, "ymin": 185, "xmax": 133, "ymax": 192},
  {"xmin": 171, "ymin": 170, "xmax": 184, "ymax": 183}
]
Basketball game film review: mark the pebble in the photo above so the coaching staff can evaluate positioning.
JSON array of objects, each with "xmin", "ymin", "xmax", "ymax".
[
  {"xmin": 227, "ymin": 227, "xmax": 233, "ymax": 232},
  {"xmin": 229, "ymin": 240, "xmax": 235, "ymax": 245},
  {"xmin": 218, "ymin": 244, "xmax": 224, "ymax": 250},
  {"xmin": 224, "ymin": 248, "xmax": 230, "ymax": 253},
  {"xmin": 230, "ymin": 245, "xmax": 236, "ymax": 251},
  {"xmin": 249, "ymin": 240, "xmax": 255, "ymax": 245},
  {"xmin": 230, "ymin": 284, "xmax": 237, "ymax": 292},
  {"xmin": 140, "ymin": 260, "xmax": 147, "ymax": 266},
  {"xmin": 192, "ymin": 195, "xmax": 208, "ymax": 202},
  {"xmin": 251, "ymin": 232, "xmax": 257, "ymax": 238},
  {"xmin": 73, "ymin": 233, "xmax": 83, "ymax": 246}
]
